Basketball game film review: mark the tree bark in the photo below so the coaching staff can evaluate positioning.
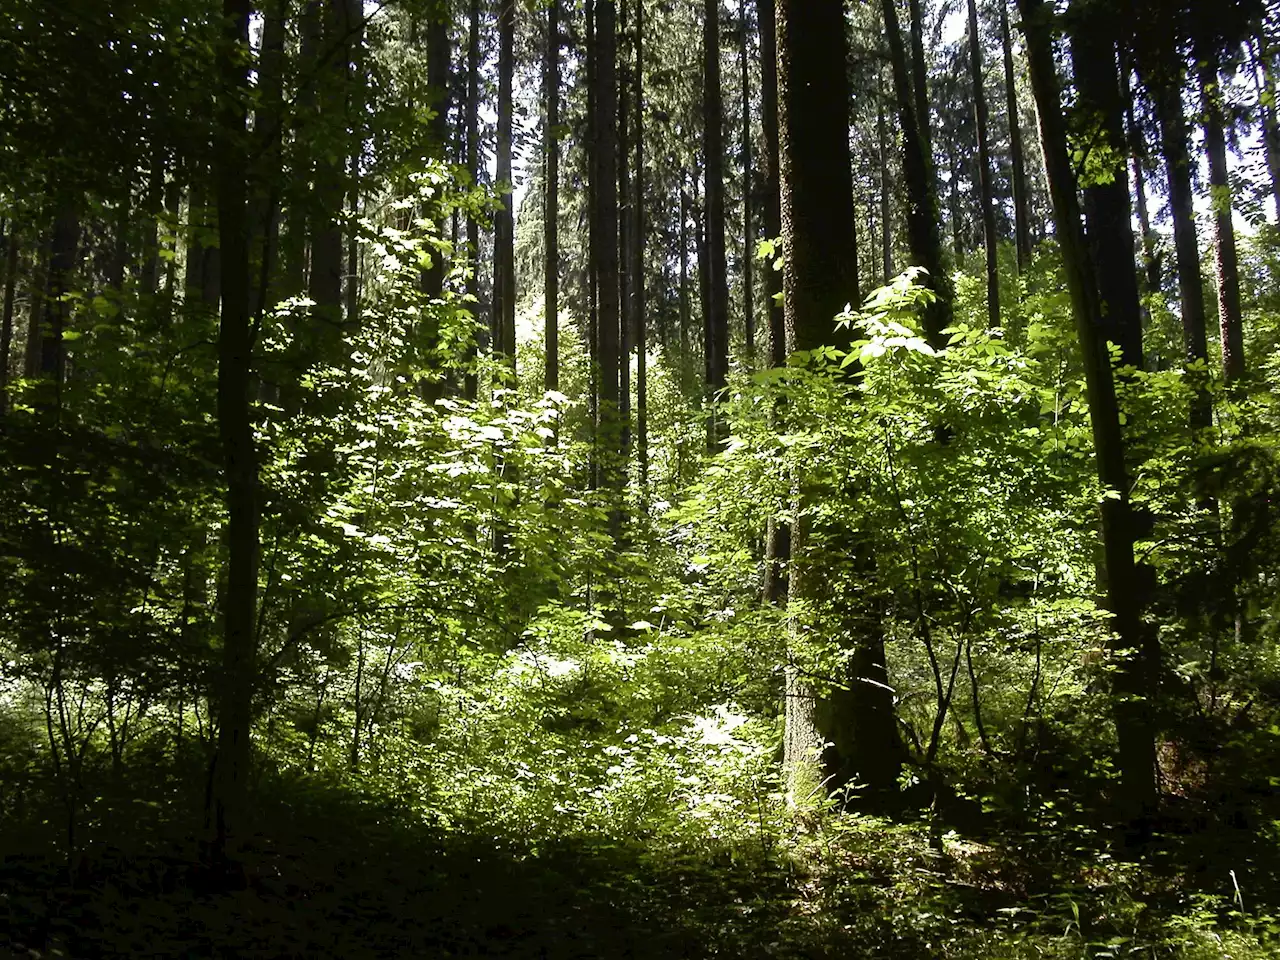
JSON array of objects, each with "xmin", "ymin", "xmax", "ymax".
[
  {"xmin": 634, "ymin": 0, "xmax": 648, "ymax": 485},
  {"xmin": 1147, "ymin": 49, "xmax": 1211, "ymax": 427},
  {"xmin": 1070, "ymin": 17, "xmax": 1144, "ymax": 371},
  {"xmin": 1018, "ymin": 0, "xmax": 1157, "ymax": 829},
  {"xmin": 740, "ymin": 0, "xmax": 755, "ymax": 364},
  {"xmin": 967, "ymin": 0, "xmax": 1000, "ymax": 327},
  {"xmin": 545, "ymin": 0, "xmax": 561, "ymax": 392},
  {"xmin": 703, "ymin": 0, "xmax": 730, "ymax": 447},
  {"xmin": 881, "ymin": 0, "xmax": 952, "ymax": 346},
  {"xmin": 1200, "ymin": 61, "xmax": 1245, "ymax": 382},
  {"xmin": 494, "ymin": 0, "xmax": 517, "ymax": 377},
  {"xmin": 212, "ymin": 0, "xmax": 260, "ymax": 855},
  {"xmin": 0, "ymin": 227, "xmax": 17, "ymax": 419},
  {"xmin": 878, "ymin": 70, "xmax": 893, "ymax": 285},
  {"xmin": 778, "ymin": 0, "xmax": 901, "ymax": 805},
  {"xmin": 593, "ymin": 0, "xmax": 623, "ymax": 521},
  {"xmin": 465, "ymin": 0, "xmax": 481, "ymax": 401},
  {"xmin": 1000, "ymin": 0, "xmax": 1032, "ymax": 271}
]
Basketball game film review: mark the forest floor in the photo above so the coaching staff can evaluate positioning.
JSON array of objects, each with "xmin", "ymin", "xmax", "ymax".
[{"xmin": 2, "ymin": 767, "xmax": 1278, "ymax": 959}]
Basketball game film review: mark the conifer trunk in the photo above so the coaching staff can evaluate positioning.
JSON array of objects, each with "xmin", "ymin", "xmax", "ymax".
[
  {"xmin": 545, "ymin": 0, "xmax": 561, "ymax": 392},
  {"xmin": 703, "ymin": 0, "xmax": 730, "ymax": 446},
  {"xmin": 1070, "ymin": 18, "xmax": 1144, "ymax": 370},
  {"xmin": 494, "ymin": 0, "xmax": 517, "ymax": 376},
  {"xmin": 1200, "ymin": 61, "xmax": 1245, "ymax": 382},
  {"xmin": 633, "ymin": 0, "xmax": 648, "ymax": 484},
  {"xmin": 967, "ymin": 0, "xmax": 999, "ymax": 326},
  {"xmin": 212, "ymin": 0, "xmax": 259, "ymax": 853},
  {"xmin": 465, "ymin": 0, "xmax": 481, "ymax": 401},
  {"xmin": 1018, "ymin": 0, "xmax": 1157, "ymax": 829},
  {"xmin": 740, "ymin": 0, "xmax": 755, "ymax": 364},
  {"xmin": 1000, "ymin": 0, "xmax": 1031, "ymax": 271}
]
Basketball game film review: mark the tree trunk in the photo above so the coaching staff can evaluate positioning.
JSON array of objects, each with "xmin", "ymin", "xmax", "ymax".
[
  {"xmin": 881, "ymin": 0, "xmax": 951, "ymax": 346},
  {"xmin": 40, "ymin": 211, "xmax": 80, "ymax": 385},
  {"xmin": 740, "ymin": 0, "xmax": 755, "ymax": 364},
  {"xmin": 1252, "ymin": 32, "xmax": 1280, "ymax": 221},
  {"xmin": 778, "ymin": 0, "xmax": 901, "ymax": 805},
  {"xmin": 212, "ymin": 0, "xmax": 260, "ymax": 855},
  {"xmin": 759, "ymin": 0, "xmax": 788, "ymax": 606},
  {"xmin": 1119, "ymin": 59, "xmax": 1162, "ymax": 301},
  {"xmin": 1148, "ymin": 51, "xmax": 1211, "ymax": 427},
  {"xmin": 0, "ymin": 228, "xmax": 17, "ymax": 419},
  {"xmin": 1018, "ymin": 0, "xmax": 1157, "ymax": 830},
  {"xmin": 545, "ymin": 0, "xmax": 561, "ymax": 392},
  {"xmin": 619, "ymin": 0, "xmax": 633, "ymax": 461},
  {"xmin": 878, "ymin": 71, "xmax": 893, "ymax": 285},
  {"xmin": 759, "ymin": 0, "xmax": 784, "ymax": 372},
  {"xmin": 494, "ymin": 0, "xmax": 517, "ymax": 376},
  {"xmin": 1200, "ymin": 61, "xmax": 1245, "ymax": 382},
  {"xmin": 308, "ymin": 1, "xmax": 346, "ymax": 336},
  {"xmin": 703, "ymin": 0, "xmax": 730, "ymax": 447},
  {"xmin": 967, "ymin": 0, "xmax": 1000, "ymax": 327},
  {"xmin": 465, "ymin": 0, "xmax": 481, "ymax": 401},
  {"xmin": 593, "ymin": 0, "xmax": 623, "ymax": 521},
  {"xmin": 1000, "ymin": 0, "xmax": 1031, "ymax": 271},
  {"xmin": 1070, "ymin": 17, "xmax": 1144, "ymax": 371},
  {"xmin": 908, "ymin": 0, "xmax": 931, "ymax": 162},
  {"xmin": 634, "ymin": 0, "xmax": 648, "ymax": 485}
]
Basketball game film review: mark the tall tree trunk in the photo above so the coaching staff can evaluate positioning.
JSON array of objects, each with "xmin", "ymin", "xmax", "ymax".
[
  {"xmin": 908, "ymin": 0, "xmax": 931, "ymax": 161},
  {"xmin": 309, "ymin": 1, "xmax": 347, "ymax": 335},
  {"xmin": 545, "ymin": 0, "xmax": 561, "ymax": 392},
  {"xmin": 1070, "ymin": 18, "xmax": 1144, "ymax": 371},
  {"xmin": 1146, "ymin": 49, "xmax": 1210, "ymax": 427},
  {"xmin": 593, "ymin": 0, "xmax": 623, "ymax": 522},
  {"xmin": 0, "ymin": 228, "xmax": 17, "ymax": 419},
  {"xmin": 703, "ymin": 0, "xmax": 730, "ymax": 446},
  {"xmin": 1119, "ymin": 59, "xmax": 1162, "ymax": 301},
  {"xmin": 1252, "ymin": 33, "xmax": 1280, "ymax": 220},
  {"xmin": 212, "ymin": 0, "xmax": 260, "ymax": 855},
  {"xmin": 1000, "ymin": 0, "xmax": 1031, "ymax": 271},
  {"xmin": 967, "ymin": 0, "xmax": 1000, "ymax": 327},
  {"xmin": 494, "ymin": 0, "xmax": 517, "ymax": 376},
  {"xmin": 619, "ymin": 0, "xmax": 633, "ymax": 461},
  {"xmin": 465, "ymin": 0, "xmax": 481, "ymax": 400},
  {"xmin": 760, "ymin": 0, "xmax": 788, "ymax": 607},
  {"xmin": 878, "ymin": 70, "xmax": 893, "ymax": 285},
  {"xmin": 881, "ymin": 0, "xmax": 952, "ymax": 346},
  {"xmin": 680, "ymin": 176, "xmax": 691, "ymax": 395},
  {"xmin": 1200, "ymin": 61, "xmax": 1245, "ymax": 382},
  {"xmin": 740, "ymin": 0, "xmax": 755, "ymax": 364},
  {"xmin": 420, "ymin": 3, "xmax": 450, "ymax": 395},
  {"xmin": 1018, "ymin": 0, "xmax": 1157, "ymax": 830},
  {"xmin": 250, "ymin": 3, "xmax": 285, "ymax": 326},
  {"xmin": 778, "ymin": 0, "xmax": 901, "ymax": 806},
  {"xmin": 40, "ymin": 211, "xmax": 80, "ymax": 385},
  {"xmin": 634, "ymin": 0, "xmax": 648, "ymax": 485}
]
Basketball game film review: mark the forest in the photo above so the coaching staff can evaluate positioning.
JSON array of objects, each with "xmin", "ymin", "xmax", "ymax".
[{"xmin": 2, "ymin": 0, "xmax": 1280, "ymax": 955}]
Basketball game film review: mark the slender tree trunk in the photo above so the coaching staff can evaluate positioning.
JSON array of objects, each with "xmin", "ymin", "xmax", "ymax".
[
  {"xmin": 1070, "ymin": 18, "xmax": 1144, "ymax": 370},
  {"xmin": 680, "ymin": 177, "xmax": 691, "ymax": 394},
  {"xmin": 619, "ymin": 0, "xmax": 633, "ymax": 461},
  {"xmin": 212, "ymin": 0, "xmax": 260, "ymax": 855},
  {"xmin": 1150, "ymin": 55, "xmax": 1211, "ymax": 428},
  {"xmin": 1200, "ymin": 61, "xmax": 1245, "ymax": 382},
  {"xmin": 1252, "ymin": 33, "xmax": 1280, "ymax": 220},
  {"xmin": 908, "ymin": 0, "xmax": 931, "ymax": 161},
  {"xmin": 878, "ymin": 71, "xmax": 893, "ymax": 285},
  {"xmin": 703, "ymin": 0, "xmax": 730, "ymax": 447},
  {"xmin": 740, "ymin": 0, "xmax": 755, "ymax": 364},
  {"xmin": 594, "ymin": 0, "xmax": 623, "ymax": 525},
  {"xmin": 545, "ymin": 0, "xmax": 561, "ymax": 392},
  {"xmin": 465, "ymin": 0, "xmax": 481, "ymax": 400},
  {"xmin": 40, "ymin": 212, "xmax": 80, "ymax": 385},
  {"xmin": 881, "ymin": 0, "xmax": 951, "ymax": 346},
  {"xmin": 0, "ymin": 229, "xmax": 19, "ymax": 419},
  {"xmin": 760, "ymin": 0, "xmax": 788, "ymax": 607},
  {"xmin": 634, "ymin": 0, "xmax": 648, "ymax": 485},
  {"xmin": 1000, "ymin": 0, "xmax": 1031, "ymax": 271},
  {"xmin": 778, "ymin": 0, "xmax": 901, "ymax": 805},
  {"xmin": 1119, "ymin": 59, "xmax": 1162, "ymax": 300},
  {"xmin": 494, "ymin": 0, "xmax": 517, "ymax": 376},
  {"xmin": 309, "ymin": 1, "xmax": 347, "ymax": 334},
  {"xmin": 967, "ymin": 0, "xmax": 999, "ymax": 326},
  {"xmin": 1018, "ymin": 0, "xmax": 1157, "ymax": 830}
]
